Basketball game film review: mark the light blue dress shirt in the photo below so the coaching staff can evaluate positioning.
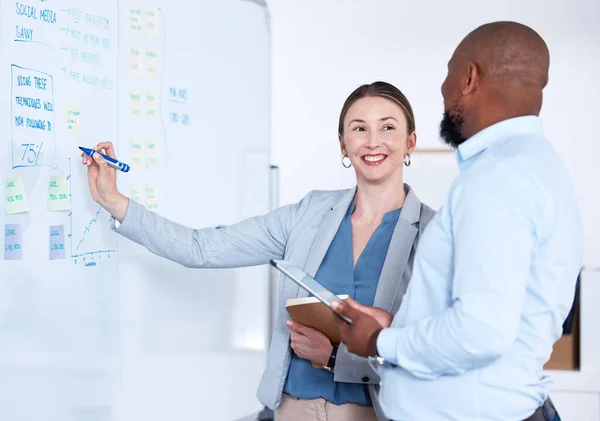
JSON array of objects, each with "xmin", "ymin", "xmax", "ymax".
[
  {"xmin": 376, "ymin": 116, "xmax": 584, "ymax": 421},
  {"xmin": 283, "ymin": 201, "xmax": 401, "ymax": 406}
]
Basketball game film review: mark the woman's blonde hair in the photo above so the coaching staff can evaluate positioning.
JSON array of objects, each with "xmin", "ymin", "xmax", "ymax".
[{"xmin": 338, "ymin": 81, "xmax": 416, "ymax": 137}]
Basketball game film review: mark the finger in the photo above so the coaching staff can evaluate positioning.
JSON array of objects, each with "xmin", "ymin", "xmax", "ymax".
[
  {"xmin": 343, "ymin": 298, "xmax": 390, "ymax": 323},
  {"xmin": 344, "ymin": 297, "xmax": 369, "ymax": 312},
  {"xmin": 94, "ymin": 141, "xmax": 116, "ymax": 158},
  {"xmin": 288, "ymin": 329, "xmax": 301, "ymax": 341},
  {"xmin": 87, "ymin": 161, "xmax": 99, "ymax": 200},
  {"xmin": 330, "ymin": 299, "xmax": 360, "ymax": 322},
  {"xmin": 345, "ymin": 298, "xmax": 382, "ymax": 318},
  {"xmin": 92, "ymin": 150, "xmax": 108, "ymax": 167},
  {"xmin": 290, "ymin": 339, "xmax": 307, "ymax": 354},
  {"xmin": 286, "ymin": 320, "xmax": 309, "ymax": 336}
]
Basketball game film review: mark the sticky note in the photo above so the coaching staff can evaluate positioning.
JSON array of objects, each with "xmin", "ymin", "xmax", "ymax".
[
  {"xmin": 5, "ymin": 177, "xmax": 28, "ymax": 215},
  {"xmin": 11, "ymin": 65, "xmax": 57, "ymax": 169},
  {"xmin": 146, "ymin": 91, "xmax": 158, "ymax": 121},
  {"xmin": 49, "ymin": 225, "xmax": 66, "ymax": 260},
  {"xmin": 130, "ymin": 183, "xmax": 144, "ymax": 204},
  {"xmin": 4, "ymin": 224, "xmax": 23, "ymax": 260},
  {"xmin": 146, "ymin": 139, "xmax": 159, "ymax": 169},
  {"xmin": 146, "ymin": 7, "xmax": 159, "ymax": 38},
  {"xmin": 130, "ymin": 138, "xmax": 144, "ymax": 168},
  {"xmin": 48, "ymin": 176, "xmax": 71, "ymax": 211},
  {"xmin": 66, "ymin": 102, "xmax": 81, "ymax": 135},
  {"xmin": 146, "ymin": 183, "xmax": 158, "ymax": 210},
  {"xmin": 130, "ymin": 47, "xmax": 144, "ymax": 77},
  {"xmin": 129, "ymin": 6, "xmax": 143, "ymax": 35},
  {"xmin": 130, "ymin": 90, "xmax": 142, "ymax": 120},
  {"xmin": 146, "ymin": 48, "xmax": 158, "ymax": 78}
]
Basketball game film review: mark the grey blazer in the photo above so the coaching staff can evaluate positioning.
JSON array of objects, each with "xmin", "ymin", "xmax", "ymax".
[{"xmin": 113, "ymin": 183, "xmax": 435, "ymax": 420}]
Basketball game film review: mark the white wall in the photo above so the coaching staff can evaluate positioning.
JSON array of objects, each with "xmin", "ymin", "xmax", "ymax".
[{"xmin": 269, "ymin": 0, "xmax": 600, "ymax": 267}]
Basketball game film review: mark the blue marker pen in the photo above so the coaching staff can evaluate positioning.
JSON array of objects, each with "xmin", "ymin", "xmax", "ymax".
[{"xmin": 79, "ymin": 146, "xmax": 130, "ymax": 173}]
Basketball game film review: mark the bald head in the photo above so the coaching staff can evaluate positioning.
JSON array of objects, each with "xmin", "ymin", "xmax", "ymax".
[
  {"xmin": 457, "ymin": 21, "xmax": 550, "ymax": 91},
  {"xmin": 439, "ymin": 22, "xmax": 550, "ymax": 147}
]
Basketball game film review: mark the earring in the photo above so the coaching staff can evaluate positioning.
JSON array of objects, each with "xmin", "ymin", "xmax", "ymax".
[
  {"xmin": 404, "ymin": 154, "xmax": 411, "ymax": 167},
  {"xmin": 342, "ymin": 155, "xmax": 352, "ymax": 168}
]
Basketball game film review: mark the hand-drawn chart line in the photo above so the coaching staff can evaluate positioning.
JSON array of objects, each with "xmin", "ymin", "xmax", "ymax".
[
  {"xmin": 75, "ymin": 207, "xmax": 102, "ymax": 253},
  {"xmin": 67, "ymin": 158, "xmax": 116, "ymax": 261}
]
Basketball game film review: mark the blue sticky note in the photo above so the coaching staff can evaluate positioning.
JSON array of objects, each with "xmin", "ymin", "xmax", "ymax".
[
  {"xmin": 49, "ymin": 225, "xmax": 65, "ymax": 260},
  {"xmin": 4, "ymin": 224, "xmax": 23, "ymax": 260}
]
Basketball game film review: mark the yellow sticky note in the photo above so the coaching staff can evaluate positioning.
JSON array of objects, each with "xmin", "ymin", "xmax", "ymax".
[
  {"xmin": 66, "ymin": 102, "xmax": 81, "ymax": 136},
  {"xmin": 130, "ymin": 183, "xmax": 144, "ymax": 204},
  {"xmin": 130, "ymin": 47, "xmax": 144, "ymax": 77},
  {"xmin": 146, "ymin": 139, "xmax": 159, "ymax": 169},
  {"xmin": 5, "ymin": 177, "xmax": 29, "ymax": 215},
  {"xmin": 146, "ymin": 91, "xmax": 158, "ymax": 121},
  {"xmin": 130, "ymin": 138, "xmax": 144, "ymax": 168},
  {"xmin": 146, "ymin": 7, "xmax": 159, "ymax": 38},
  {"xmin": 129, "ymin": 6, "xmax": 143, "ymax": 36},
  {"xmin": 48, "ymin": 176, "xmax": 71, "ymax": 211},
  {"xmin": 146, "ymin": 183, "xmax": 158, "ymax": 210},
  {"xmin": 146, "ymin": 48, "xmax": 158, "ymax": 78},
  {"xmin": 130, "ymin": 90, "xmax": 142, "ymax": 120}
]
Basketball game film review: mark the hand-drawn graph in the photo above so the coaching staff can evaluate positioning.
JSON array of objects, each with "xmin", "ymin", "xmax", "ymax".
[{"xmin": 66, "ymin": 158, "xmax": 116, "ymax": 265}]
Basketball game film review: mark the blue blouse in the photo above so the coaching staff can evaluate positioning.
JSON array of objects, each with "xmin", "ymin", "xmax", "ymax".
[{"xmin": 282, "ymin": 201, "xmax": 401, "ymax": 406}]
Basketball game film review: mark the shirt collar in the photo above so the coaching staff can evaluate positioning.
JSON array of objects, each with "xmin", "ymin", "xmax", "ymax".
[{"xmin": 456, "ymin": 116, "xmax": 544, "ymax": 164}]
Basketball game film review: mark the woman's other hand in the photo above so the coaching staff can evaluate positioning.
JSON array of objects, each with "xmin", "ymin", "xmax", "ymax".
[{"xmin": 287, "ymin": 320, "xmax": 333, "ymax": 367}]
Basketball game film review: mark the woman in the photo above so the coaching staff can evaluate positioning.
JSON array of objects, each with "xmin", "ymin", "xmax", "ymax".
[{"xmin": 82, "ymin": 81, "xmax": 435, "ymax": 421}]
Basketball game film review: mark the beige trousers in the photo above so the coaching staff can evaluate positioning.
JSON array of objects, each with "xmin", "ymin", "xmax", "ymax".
[{"xmin": 275, "ymin": 393, "xmax": 377, "ymax": 421}]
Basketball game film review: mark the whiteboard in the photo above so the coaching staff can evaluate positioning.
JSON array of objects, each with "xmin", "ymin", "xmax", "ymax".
[{"xmin": 0, "ymin": 1, "xmax": 271, "ymax": 420}]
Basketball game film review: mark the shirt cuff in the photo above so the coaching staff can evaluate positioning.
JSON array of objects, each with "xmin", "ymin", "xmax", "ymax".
[
  {"xmin": 111, "ymin": 216, "xmax": 121, "ymax": 230},
  {"xmin": 376, "ymin": 327, "xmax": 400, "ymax": 366}
]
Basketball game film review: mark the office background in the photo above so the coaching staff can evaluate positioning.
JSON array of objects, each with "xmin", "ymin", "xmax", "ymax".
[{"xmin": 0, "ymin": 0, "xmax": 597, "ymax": 420}]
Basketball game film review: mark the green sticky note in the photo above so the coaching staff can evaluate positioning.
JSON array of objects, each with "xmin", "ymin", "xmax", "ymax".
[
  {"xmin": 5, "ymin": 176, "xmax": 29, "ymax": 215},
  {"xmin": 48, "ymin": 176, "xmax": 71, "ymax": 211},
  {"xmin": 146, "ymin": 182, "xmax": 158, "ymax": 210},
  {"xmin": 130, "ymin": 183, "xmax": 144, "ymax": 204}
]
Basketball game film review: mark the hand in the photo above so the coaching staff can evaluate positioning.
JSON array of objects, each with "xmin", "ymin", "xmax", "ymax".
[
  {"xmin": 81, "ymin": 141, "xmax": 128, "ymax": 222},
  {"xmin": 287, "ymin": 320, "xmax": 333, "ymax": 366},
  {"xmin": 331, "ymin": 298, "xmax": 393, "ymax": 358}
]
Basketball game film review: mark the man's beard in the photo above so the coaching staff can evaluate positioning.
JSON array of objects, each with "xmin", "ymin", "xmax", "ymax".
[{"xmin": 439, "ymin": 105, "xmax": 466, "ymax": 149}]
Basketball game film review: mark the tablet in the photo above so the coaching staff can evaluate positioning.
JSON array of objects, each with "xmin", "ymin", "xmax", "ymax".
[{"xmin": 270, "ymin": 259, "xmax": 352, "ymax": 324}]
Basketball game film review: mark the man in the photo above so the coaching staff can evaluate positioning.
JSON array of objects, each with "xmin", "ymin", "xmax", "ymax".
[{"xmin": 332, "ymin": 21, "xmax": 583, "ymax": 421}]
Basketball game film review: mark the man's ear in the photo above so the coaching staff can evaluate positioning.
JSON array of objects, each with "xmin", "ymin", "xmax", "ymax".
[{"xmin": 462, "ymin": 62, "xmax": 480, "ymax": 96}]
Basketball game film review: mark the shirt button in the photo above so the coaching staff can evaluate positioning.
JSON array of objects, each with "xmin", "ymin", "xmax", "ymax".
[{"xmin": 362, "ymin": 376, "xmax": 370, "ymax": 383}]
